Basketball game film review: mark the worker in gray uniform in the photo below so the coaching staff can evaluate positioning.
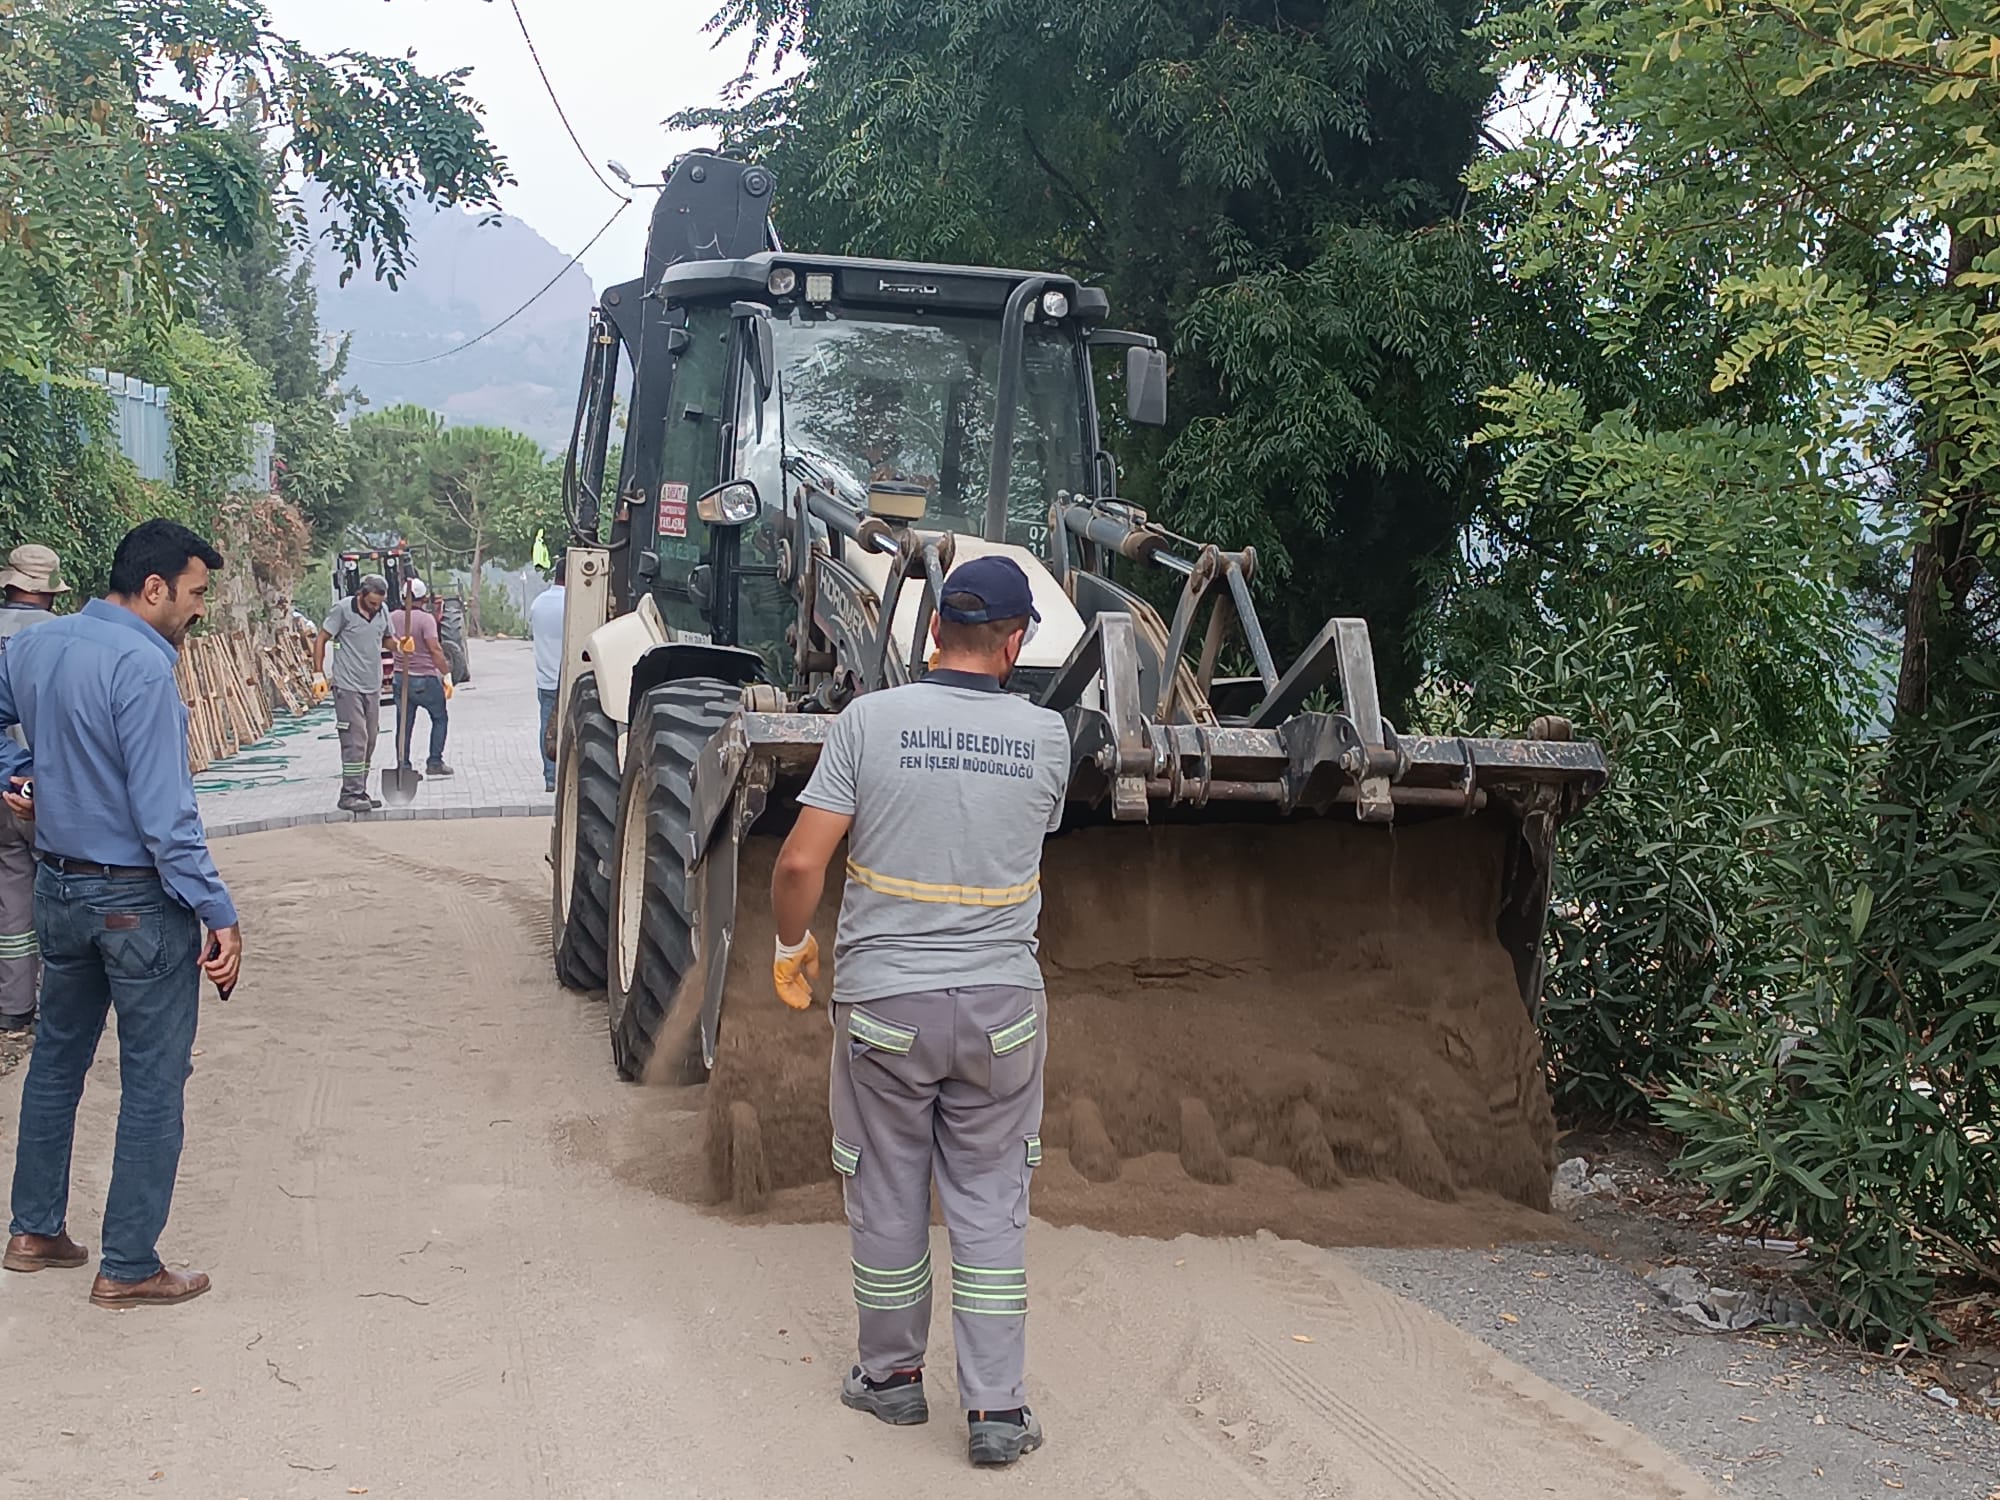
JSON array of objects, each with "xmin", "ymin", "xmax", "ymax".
[
  {"xmin": 0, "ymin": 545, "xmax": 64, "ymax": 1033},
  {"xmin": 314, "ymin": 575, "xmax": 393, "ymax": 814},
  {"xmin": 770, "ymin": 555, "xmax": 1070, "ymax": 1468}
]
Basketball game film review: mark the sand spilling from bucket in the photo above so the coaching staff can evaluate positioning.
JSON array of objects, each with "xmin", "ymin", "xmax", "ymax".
[{"xmin": 688, "ymin": 812, "xmax": 1559, "ymax": 1249}]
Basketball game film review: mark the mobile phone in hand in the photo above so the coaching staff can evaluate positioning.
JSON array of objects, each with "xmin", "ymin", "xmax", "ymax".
[{"xmin": 203, "ymin": 938, "xmax": 236, "ymax": 1002}]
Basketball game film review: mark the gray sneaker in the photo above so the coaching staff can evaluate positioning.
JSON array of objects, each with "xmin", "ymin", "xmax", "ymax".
[
  {"xmin": 840, "ymin": 1365, "xmax": 929, "ymax": 1426},
  {"xmin": 968, "ymin": 1408, "xmax": 1044, "ymax": 1467}
]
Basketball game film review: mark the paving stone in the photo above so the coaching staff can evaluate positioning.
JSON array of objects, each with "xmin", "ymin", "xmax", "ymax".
[{"xmin": 200, "ymin": 640, "xmax": 553, "ymax": 836}]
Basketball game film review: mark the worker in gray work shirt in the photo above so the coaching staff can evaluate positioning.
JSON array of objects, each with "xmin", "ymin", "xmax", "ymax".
[
  {"xmin": 314, "ymin": 576, "xmax": 393, "ymax": 814},
  {"xmin": 0, "ymin": 545, "xmax": 65, "ymax": 1033},
  {"xmin": 770, "ymin": 555, "xmax": 1069, "ymax": 1468}
]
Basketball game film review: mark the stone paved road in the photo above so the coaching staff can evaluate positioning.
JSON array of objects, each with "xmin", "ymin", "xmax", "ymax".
[{"xmin": 196, "ymin": 637, "xmax": 553, "ymax": 837}]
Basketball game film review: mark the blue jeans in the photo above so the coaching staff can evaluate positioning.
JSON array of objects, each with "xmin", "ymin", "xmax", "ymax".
[
  {"xmin": 538, "ymin": 687, "xmax": 558, "ymax": 789},
  {"xmin": 394, "ymin": 674, "xmax": 449, "ymax": 767},
  {"xmin": 10, "ymin": 866, "xmax": 201, "ymax": 1282}
]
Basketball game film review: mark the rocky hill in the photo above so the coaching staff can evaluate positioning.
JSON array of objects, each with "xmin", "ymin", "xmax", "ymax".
[{"xmin": 311, "ymin": 203, "xmax": 597, "ymax": 451}]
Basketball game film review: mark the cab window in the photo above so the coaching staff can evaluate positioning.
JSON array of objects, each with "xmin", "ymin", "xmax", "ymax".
[{"xmin": 653, "ymin": 305, "xmax": 733, "ymax": 636}]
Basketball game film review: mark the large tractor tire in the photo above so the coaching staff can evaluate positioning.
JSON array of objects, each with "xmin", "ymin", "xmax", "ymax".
[
  {"xmin": 606, "ymin": 676, "xmax": 740, "ymax": 1083},
  {"xmin": 551, "ymin": 674, "xmax": 619, "ymax": 990}
]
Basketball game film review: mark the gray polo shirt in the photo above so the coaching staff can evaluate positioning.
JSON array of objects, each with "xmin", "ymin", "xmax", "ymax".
[
  {"xmin": 320, "ymin": 598, "xmax": 392, "ymax": 694},
  {"xmin": 798, "ymin": 669, "xmax": 1071, "ymax": 1003}
]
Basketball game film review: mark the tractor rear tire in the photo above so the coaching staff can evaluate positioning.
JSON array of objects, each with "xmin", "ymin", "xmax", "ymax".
[
  {"xmin": 551, "ymin": 674, "xmax": 618, "ymax": 990},
  {"xmin": 606, "ymin": 676, "xmax": 740, "ymax": 1083}
]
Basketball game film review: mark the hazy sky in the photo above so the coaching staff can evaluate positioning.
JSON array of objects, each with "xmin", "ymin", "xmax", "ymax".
[{"xmin": 265, "ymin": 0, "xmax": 781, "ymax": 285}]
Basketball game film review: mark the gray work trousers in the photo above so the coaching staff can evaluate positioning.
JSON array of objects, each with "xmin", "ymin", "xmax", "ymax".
[
  {"xmin": 0, "ymin": 810, "xmax": 36, "ymax": 1017},
  {"xmin": 333, "ymin": 688, "xmax": 380, "ymax": 799},
  {"xmin": 829, "ymin": 983, "xmax": 1047, "ymax": 1411}
]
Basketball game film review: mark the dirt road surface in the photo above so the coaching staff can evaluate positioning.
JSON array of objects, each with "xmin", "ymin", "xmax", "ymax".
[{"xmin": 0, "ymin": 820, "xmax": 1718, "ymax": 1499}]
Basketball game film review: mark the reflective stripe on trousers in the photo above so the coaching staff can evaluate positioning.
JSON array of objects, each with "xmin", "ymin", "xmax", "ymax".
[
  {"xmin": 333, "ymin": 688, "xmax": 380, "ymax": 798},
  {"xmin": 0, "ymin": 808, "xmax": 38, "ymax": 1017},
  {"xmin": 828, "ymin": 983, "xmax": 1046, "ymax": 1411}
]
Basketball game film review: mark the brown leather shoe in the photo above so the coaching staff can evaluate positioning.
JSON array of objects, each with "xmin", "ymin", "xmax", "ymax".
[
  {"xmin": 89, "ymin": 1266, "xmax": 210, "ymax": 1309},
  {"xmin": 3, "ymin": 1231, "xmax": 89, "ymax": 1272}
]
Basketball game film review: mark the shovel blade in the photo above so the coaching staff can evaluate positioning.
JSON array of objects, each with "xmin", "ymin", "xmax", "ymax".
[{"xmin": 380, "ymin": 766, "xmax": 423, "ymax": 805}]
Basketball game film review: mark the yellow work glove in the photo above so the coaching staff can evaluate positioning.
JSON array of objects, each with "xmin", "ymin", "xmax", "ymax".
[
  {"xmin": 773, "ymin": 931, "xmax": 819, "ymax": 1010},
  {"xmin": 399, "ymin": 636, "xmax": 417, "ymax": 654},
  {"xmin": 310, "ymin": 673, "xmax": 328, "ymax": 701},
  {"xmin": 443, "ymin": 675, "xmax": 454, "ymax": 700}
]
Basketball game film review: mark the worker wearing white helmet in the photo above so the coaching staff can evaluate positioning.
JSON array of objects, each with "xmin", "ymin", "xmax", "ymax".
[{"xmin": 391, "ymin": 579, "xmax": 453, "ymax": 778}]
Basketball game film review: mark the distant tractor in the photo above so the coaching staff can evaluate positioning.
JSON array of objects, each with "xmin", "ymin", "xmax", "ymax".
[{"xmin": 333, "ymin": 547, "xmax": 472, "ymax": 698}]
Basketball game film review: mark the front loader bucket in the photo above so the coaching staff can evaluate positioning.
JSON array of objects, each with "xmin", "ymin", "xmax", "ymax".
[{"xmin": 697, "ymin": 801, "xmax": 1575, "ymax": 1247}]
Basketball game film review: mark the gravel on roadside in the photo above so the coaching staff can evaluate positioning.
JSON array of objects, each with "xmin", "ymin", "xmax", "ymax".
[{"xmin": 1348, "ymin": 1233, "xmax": 2000, "ymax": 1499}]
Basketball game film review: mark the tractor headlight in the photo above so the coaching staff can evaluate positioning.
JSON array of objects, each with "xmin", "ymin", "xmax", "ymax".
[
  {"xmin": 766, "ymin": 266, "xmax": 798, "ymax": 297},
  {"xmin": 1040, "ymin": 290, "xmax": 1070, "ymax": 320}
]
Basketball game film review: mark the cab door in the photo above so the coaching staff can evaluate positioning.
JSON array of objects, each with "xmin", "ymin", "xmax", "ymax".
[{"xmin": 644, "ymin": 304, "xmax": 734, "ymax": 641}]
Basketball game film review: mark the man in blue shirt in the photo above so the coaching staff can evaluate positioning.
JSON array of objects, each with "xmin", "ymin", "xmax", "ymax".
[
  {"xmin": 529, "ymin": 554, "xmax": 566, "ymax": 792},
  {"xmin": 0, "ymin": 520, "xmax": 242, "ymax": 1309}
]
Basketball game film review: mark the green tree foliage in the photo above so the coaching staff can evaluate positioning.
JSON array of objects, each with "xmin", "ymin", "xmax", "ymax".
[
  {"xmin": 118, "ymin": 321, "xmax": 271, "ymax": 512},
  {"xmin": 0, "ymin": 379, "xmax": 154, "ymax": 595},
  {"xmin": 1479, "ymin": 0, "xmax": 1997, "ymax": 722},
  {"xmin": 344, "ymin": 403, "xmax": 444, "ymax": 534},
  {"xmin": 200, "ymin": 119, "xmax": 356, "ymax": 539},
  {"xmin": 1474, "ymin": 0, "xmax": 2000, "ymax": 1337},
  {"xmin": 1659, "ymin": 682, "xmax": 2000, "ymax": 1343},
  {"xmin": 1421, "ymin": 388, "xmax": 1875, "ymax": 1118},
  {"xmin": 339, "ymin": 407, "xmax": 557, "ymax": 629},
  {"xmin": 0, "ymin": 0, "xmax": 510, "ymax": 379},
  {"xmin": 684, "ymin": 0, "xmax": 1500, "ymax": 705},
  {"xmin": 0, "ymin": 0, "xmax": 509, "ymax": 592}
]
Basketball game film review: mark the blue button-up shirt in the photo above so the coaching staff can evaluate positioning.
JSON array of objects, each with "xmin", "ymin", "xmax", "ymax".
[{"xmin": 0, "ymin": 599, "xmax": 237, "ymax": 929}]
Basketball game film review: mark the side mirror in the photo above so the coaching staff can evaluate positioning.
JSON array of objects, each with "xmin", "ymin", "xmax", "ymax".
[
  {"xmin": 665, "ymin": 326, "xmax": 692, "ymax": 356},
  {"xmin": 1126, "ymin": 346, "xmax": 1167, "ymax": 426},
  {"xmin": 696, "ymin": 478, "xmax": 761, "ymax": 526}
]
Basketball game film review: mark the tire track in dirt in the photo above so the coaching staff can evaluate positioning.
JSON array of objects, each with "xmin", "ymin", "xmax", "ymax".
[{"xmin": 0, "ymin": 823, "xmax": 1721, "ymax": 1499}]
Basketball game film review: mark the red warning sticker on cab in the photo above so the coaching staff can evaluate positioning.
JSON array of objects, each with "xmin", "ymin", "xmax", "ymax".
[{"xmin": 659, "ymin": 482, "xmax": 689, "ymax": 538}]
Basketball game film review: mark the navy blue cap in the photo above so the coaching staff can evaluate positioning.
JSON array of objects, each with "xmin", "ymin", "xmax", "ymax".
[{"xmin": 938, "ymin": 556, "xmax": 1041, "ymax": 625}]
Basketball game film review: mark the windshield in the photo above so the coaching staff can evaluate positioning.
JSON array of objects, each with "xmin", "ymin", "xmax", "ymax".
[{"xmin": 736, "ymin": 307, "xmax": 1091, "ymax": 552}]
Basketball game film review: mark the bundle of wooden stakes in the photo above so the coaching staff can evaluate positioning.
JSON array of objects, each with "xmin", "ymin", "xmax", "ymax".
[
  {"xmin": 262, "ymin": 620, "xmax": 322, "ymax": 716},
  {"xmin": 175, "ymin": 629, "xmax": 283, "ymax": 774}
]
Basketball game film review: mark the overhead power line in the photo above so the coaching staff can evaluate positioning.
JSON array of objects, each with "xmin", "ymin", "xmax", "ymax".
[
  {"xmin": 508, "ymin": 0, "xmax": 629, "ymax": 205},
  {"xmin": 352, "ymin": 200, "xmax": 630, "ymax": 368}
]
